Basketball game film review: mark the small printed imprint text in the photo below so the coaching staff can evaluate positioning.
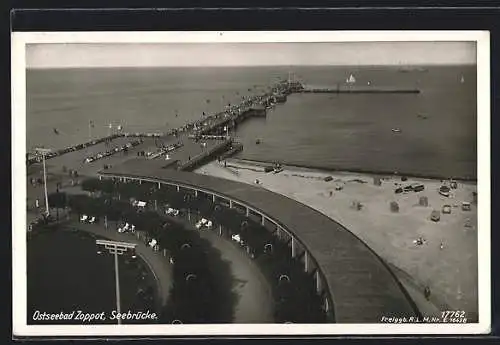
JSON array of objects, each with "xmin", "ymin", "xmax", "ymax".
[
  {"xmin": 381, "ymin": 311, "xmax": 467, "ymax": 323},
  {"xmin": 32, "ymin": 310, "xmax": 158, "ymax": 323}
]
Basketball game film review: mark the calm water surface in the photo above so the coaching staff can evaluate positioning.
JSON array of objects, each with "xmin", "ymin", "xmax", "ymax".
[{"xmin": 26, "ymin": 66, "xmax": 477, "ymax": 178}]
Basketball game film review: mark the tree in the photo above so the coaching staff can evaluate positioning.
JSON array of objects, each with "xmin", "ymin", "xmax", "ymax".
[
  {"xmin": 67, "ymin": 194, "xmax": 91, "ymax": 215},
  {"xmin": 48, "ymin": 192, "xmax": 67, "ymax": 209},
  {"xmin": 101, "ymin": 179, "xmax": 115, "ymax": 194},
  {"xmin": 81, "ymin": 178, "xmax": 100, "ymax": 193}
]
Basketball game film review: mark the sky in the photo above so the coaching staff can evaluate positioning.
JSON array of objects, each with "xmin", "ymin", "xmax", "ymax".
[{"xmin": 26, "ymin": 42, "xmax": 476, "ymax": 68}]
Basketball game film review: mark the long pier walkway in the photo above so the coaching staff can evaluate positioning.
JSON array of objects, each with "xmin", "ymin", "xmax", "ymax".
[{"xmin": 27, "ymin": 76, "xmax": 421, "ymax": 182}]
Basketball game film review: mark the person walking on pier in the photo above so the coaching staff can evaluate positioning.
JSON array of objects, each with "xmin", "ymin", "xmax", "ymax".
[{"xmin": 424, "ymin": 286, "xmax": 431, "ymax": 301}]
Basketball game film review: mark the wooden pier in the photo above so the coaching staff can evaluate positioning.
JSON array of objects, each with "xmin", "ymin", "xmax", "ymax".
[{"xmin": 300, "ymin": 87, "xmax": 420, "ymax": 94}]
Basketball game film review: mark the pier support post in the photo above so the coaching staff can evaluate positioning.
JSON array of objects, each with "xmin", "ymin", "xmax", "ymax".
[
  {"xmin": 99, "ymin": 175, "xmax": 102, "ymax": 181},
  {"xmin": 176, "ymin": 185, "xmax": 180, "ymax": 192},
  {"xmin": 229, "ymin": 200, "xmax": 233, "ymax": 209},
  {"xmin": 276, "ymin": 226, "xmax": 282, "ymax": 240},
  {"xmin": 304, "ymin": 251, "xmax": 309, "ymax": 273},
  {"xmin": 324, "ymin": 297, "xmax": 330, "ymax": 313},
  {"xmin": 246, "ymin": 207, "xmax": 249, "ymax": 217},
  {"xmin": 158, "ymin": 182, "xmax": 161, "ymax": 189},
  {"xmin": 139, "ymin": 179, "xmax": 142, "ymax": 185},
  {"xmin": 212, "ymin": 194, "xmax": 216, "ymax": 203},
  {"xmin": 291, "ymin": 237, "xmax": 297, "ymax": 258},
  {"xmin": 194, "ymin": 190, "xmax": 198, "ymax": 198},
  {"xmin": 188, "ymin": 209, "xmax": 191, "ymax": 222},
  {"xmin": 219, "ymin": 224, "xmax": 222, "ymax": 236},
  {"xmin": 261, "ymin": 215, "xmax": 265, "ymax": 226},
  {"xmin": 316, "ymin": 271, "xmax": 322, "ymax": 294}
]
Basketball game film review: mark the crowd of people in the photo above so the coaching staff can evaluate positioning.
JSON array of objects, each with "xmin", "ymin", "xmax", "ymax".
[
  {"xmin": 27, "ymin": 134, "xmax": 123, "ymax": 166},
  {"xmin": 172, "ymin": 79, "xmax": 303, "ymax": 138},
  {"xmin": 83, "ymin": 139, "xmax": 142, "ymax": 164}
]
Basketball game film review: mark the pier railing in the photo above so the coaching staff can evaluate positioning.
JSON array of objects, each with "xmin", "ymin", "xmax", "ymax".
[{"xmin": 177, "ymin": 139, "xmax": 234, "ymax": 171}]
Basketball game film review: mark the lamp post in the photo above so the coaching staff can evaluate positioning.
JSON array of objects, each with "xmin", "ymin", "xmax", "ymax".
[
  {"xmin": 34, "ymin": 148, "xmax": 52, "ymax": 217},
  {"xmin": 96, "ymin": 239, "xmax": 137, "ymax": 325}
]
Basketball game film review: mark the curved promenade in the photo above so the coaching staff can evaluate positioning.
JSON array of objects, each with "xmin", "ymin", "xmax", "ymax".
[{"xmin": 98, "ymin": 159, "xmax": 420, "ymax": 323}]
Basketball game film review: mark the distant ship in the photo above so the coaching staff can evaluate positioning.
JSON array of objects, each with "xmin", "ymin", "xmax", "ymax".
[
  {"xmin": 392, "ymin": 128, "xmax": 402, "ymax": 133},
  {"xmin": 346, "ymin": 74, "xmax": 356, "ymax": 84}
]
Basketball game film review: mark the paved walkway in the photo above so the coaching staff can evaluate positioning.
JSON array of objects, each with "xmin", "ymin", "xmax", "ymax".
[
  {"xmin": 66, "ymin": 220, "xmax": 172, "ymax": 308},
  {"xmin": 163, "ymin": 212, "xmax": 275, "ymax": 323},
  {"xmin": 198, "ymin": 229, "xmax": 274, "ymax": 323}
]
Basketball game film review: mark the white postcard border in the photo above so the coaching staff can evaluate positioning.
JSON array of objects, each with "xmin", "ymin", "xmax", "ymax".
[{"xmin": 12, "ymin": 30, "xmax": 491, "ymax": 337}]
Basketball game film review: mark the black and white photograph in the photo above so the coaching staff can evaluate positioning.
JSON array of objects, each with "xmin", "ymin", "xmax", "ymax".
[{"xmin": 12, "ymin": 31, "xmax": 490, "ymax": 336}]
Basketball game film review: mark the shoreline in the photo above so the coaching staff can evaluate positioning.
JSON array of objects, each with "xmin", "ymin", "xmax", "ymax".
[
  {"xmin": 195, "ymin": 160, "xmax": 478, "ymax": 317},
  {"xmin": 229, "ymin": 157, "xmax": 477, "ymax": 183}
]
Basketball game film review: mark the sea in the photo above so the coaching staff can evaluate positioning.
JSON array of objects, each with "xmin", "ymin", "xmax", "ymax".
[{"xmin": 26, "ymin": 65, "xmax": 477, "ymax": 179}]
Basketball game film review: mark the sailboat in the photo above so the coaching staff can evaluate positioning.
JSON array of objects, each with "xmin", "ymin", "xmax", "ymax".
[
  {"xmin": 461, "ymin": 75, "xmax": 465, "ymax": 83},
  {"xmin": 346, "ymin": 74, "xmax": 356, "ymax": 84}
]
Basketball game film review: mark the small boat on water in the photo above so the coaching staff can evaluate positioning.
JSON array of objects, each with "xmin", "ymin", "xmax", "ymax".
[
  {"xmin": 53, "ymin": 128, "xmax": 59, "ymax": 135},
  {"xmin": 346, "ymin": 74, "xmax": 356, "ymax": 84},
  {"xmin": 391, "ymin": 128, "xmax": 402, "ymax": 133}
]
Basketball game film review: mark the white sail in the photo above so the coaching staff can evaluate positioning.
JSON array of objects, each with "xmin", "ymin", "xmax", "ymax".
[
  {"xmin": 346, "ymin": 74, "xmax": 356, "ymax": 84},
  {"xmin": 461, "ymin": 75, "xmax": 465, "ymax": 83}
]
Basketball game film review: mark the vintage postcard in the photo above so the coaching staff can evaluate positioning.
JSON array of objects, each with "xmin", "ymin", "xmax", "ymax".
[{"xmin": 12, "ymin": 31, "xmax": 491, "ymax": 337}]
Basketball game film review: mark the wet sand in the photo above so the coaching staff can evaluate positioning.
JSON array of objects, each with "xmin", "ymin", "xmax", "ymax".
[{"xmin": 195, "ymin": 159, "xmax": 478, "ymax": 320}]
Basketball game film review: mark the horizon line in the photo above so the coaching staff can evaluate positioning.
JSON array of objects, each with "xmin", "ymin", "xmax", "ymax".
[{"xmin": 27, "ymin": 62, "xmax": 477, "ymax": 70}]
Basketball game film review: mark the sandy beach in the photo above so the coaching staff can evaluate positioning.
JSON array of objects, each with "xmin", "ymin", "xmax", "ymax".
[{"xmin": 194, "ymin": 158, "xmax": 478, "ymax": 320}]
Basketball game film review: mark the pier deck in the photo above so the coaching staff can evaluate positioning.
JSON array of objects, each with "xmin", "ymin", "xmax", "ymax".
[
  {"xmin": 31, "ymin": 133, "xmax": 228, "ymax": 178},
  {"xmin": 301, "ymin": 87, "xmax": 420, "ymax": 94}
]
